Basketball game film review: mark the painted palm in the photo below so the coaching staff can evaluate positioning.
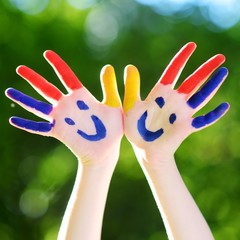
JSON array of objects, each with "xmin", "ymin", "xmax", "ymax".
[
  {"xmin": 123, "ymin": 42, "xmax": 229, "ymax": 158},
  {"xmin": 6, "ymin": 51, "xmax": 123, "ymax": 163}
]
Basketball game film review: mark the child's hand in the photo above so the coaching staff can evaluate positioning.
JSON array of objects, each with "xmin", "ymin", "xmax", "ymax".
[
  {"xmin": 5, "ymin": 51, "xmax": 123, "ymax": 239},
  {"xmin": 6, "ymin": 51, "xmax": 123, "ymax": 164},
  {"xmin": 123, "ymin": 42, "xmax": 229, "ymax": 161}
]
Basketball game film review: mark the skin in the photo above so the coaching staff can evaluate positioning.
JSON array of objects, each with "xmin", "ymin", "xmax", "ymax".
[
  {"xmin": 5, "ymin": 51, "xmax": 123, "ymax": 240},
  {"xmin": 123, "ymin": 42, "xmax": 229, "ymax": 240}
]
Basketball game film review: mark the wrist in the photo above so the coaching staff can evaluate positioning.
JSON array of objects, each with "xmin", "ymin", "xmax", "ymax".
[
  {"xmin": 75, "ymin": 141, "xmax": 121, "ymax": 169},
  {"xmin": 133, "ymin": 146, "xmax": 176, "ymax": 169}
]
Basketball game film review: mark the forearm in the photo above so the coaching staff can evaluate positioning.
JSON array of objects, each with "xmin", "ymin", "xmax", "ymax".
[
  {"xmin": 137, "ymin": 153, "xmax": 214, "ymax": 240},
  {"xmin": 58, "ymin": 151, "xmax": 119, "ymax": 240}
]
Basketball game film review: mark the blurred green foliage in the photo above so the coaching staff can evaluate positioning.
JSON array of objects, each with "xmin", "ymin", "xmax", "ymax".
[{"xmin": 0, "ymin": 0, "xmax": 240, "ymax": 239}]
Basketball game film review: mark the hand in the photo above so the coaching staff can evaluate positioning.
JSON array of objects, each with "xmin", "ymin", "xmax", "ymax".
[
  {"xmin": 6, "ymin": 51, "xmax": 123, "ymax": 239},
  {"xmin": 5, "ymin": 50, "xmax": 123, "ymax": 164},
  {"xmin": 123, "ymin": 42, "xmax": 228, "ymax": 240},
  {"xmin": 123, "ymin": 42, "xmax": 229, "ymax": 161}
]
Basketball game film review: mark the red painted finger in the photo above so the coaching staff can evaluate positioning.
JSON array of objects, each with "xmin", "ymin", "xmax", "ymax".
[
  {"xmin": 177, "ymin": 54, "xmax": 225, "ymax": 95},
  {"xmin": 17, "ymin": 65, "xmax": 63, "ymax": 102},
  {"xmin": 159, "ymin": 42, "xmax": 196, "ymax": 87},
  {"xmin": 44, "ymin": 50, "xmax": 83, "ymax": 91}
]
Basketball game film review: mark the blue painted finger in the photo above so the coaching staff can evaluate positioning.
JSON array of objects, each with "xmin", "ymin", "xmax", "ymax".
[
  {"xmin": 10, "ymin": 117, "xmax": 53, "ymax": 132},
  {"xmin": 187, "ymin": 67, "xmax": 228, "ymax": 109},
  {"xmin": 192, "ymin": 102, "xmax": 229, "ymax": 129},
  {"xmin": 137, "ymin": 111, "xmax": 164, "ymax": 142},
  {"xmin": 6, "ymin": 88, "xmax": 53, "ymax": 115}
]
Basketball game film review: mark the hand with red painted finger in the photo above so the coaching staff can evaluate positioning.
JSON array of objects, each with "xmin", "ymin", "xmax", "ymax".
[
  {"xmin": 123, "ymin": 42, "xmax": 229, "ymax": 240},
  {"xmin": 5, "ymin": 51, "xmax": 123, "ymax": 240},
  {"xmin": 124, "ymin": 42, "xmax": 229, "ymax": 160}
]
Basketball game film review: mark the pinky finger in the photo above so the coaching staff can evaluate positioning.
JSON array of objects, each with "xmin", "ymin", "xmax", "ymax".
[
  {"xmin": 10, "ymin": 117, "xmax": 54, "ymax": 136},
  {"xmin": 192, "ymin": 102, "xmax": 229, "ymax": 129}
]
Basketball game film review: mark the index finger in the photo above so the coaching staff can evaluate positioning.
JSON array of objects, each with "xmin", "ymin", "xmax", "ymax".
[
  {"xmin": 44, "ymin": 50, "xmax": 83, "ymax": 92},
  {"xmin": 158, "ymin": 42, "xmax": 196, "ymax": 87}
]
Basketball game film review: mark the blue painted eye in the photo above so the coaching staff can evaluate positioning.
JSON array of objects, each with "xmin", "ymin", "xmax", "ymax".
[
  {"xmin": 65, "ymin": 117, "xmax": 75, "ymax": 125},
  {"xmin": 77, "ymin": 100, "xmax": 89, "ymax": 110},
  {"xmin": 155, "ymin": 97, "xmax": 165, "ymax": 108},
  {"xmin": 169, "ymin": 113, "xmax": 176, "ymax": 124}
]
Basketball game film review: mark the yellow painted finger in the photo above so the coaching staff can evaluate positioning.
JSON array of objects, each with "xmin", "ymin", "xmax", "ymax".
[
  {"xmin": 123, "ymin": 65, "xmax": 140, "ymax": 113},
  {"xmin": 101, "ymin": 65, "xmax": 121, "ymax": 107}
]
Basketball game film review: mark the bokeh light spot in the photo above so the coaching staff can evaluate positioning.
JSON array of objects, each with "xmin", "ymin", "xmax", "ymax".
[
  {"xmin": 10, "ymin": 0, "xmax": 49, "ymax": 15},
  {"xmin": 67, "ymin": 0, "xmax": 96, "ymax": 10},
  {"xmin": 134, "ymin": 0, "xmax": 161, "ymax": 5},
  {"xmin": 204, "ymin": 0, "xmax": 240, "ymax": 29},
  {"xmin": 19, "ymin": 189, "xmax": 49, "ymax": 218},
  {"xmin": 38, "ymin": 145, "xmax": 76, "ymax": 185},
  {"xmin": 135, "ymin": 0, "xmax": 240, "ymax": 29},
  {"xmin": 85, "ymin": 7, "xmax": 119, "ymax": 49}
]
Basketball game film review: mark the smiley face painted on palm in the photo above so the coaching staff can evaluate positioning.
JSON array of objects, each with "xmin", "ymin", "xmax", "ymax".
[
  {"xmin": 6, "ymin": 88, "xmax": 107, "ymax": 142},
  {"xmin": 64, "ymin": 100, "xmax": 106, "ymax": 141},
  {"xmin": 137, "ymin": 67, "xmax": 230, "ymax": 142},
  {"xmin": 137, "ymin": 96, "xmax": 177, "ymax": 142}
]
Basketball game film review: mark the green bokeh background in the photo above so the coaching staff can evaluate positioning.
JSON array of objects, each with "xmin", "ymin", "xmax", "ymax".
[{"xmin": 0, "ymin": 0, "xmax": 240, "ymax": 239}]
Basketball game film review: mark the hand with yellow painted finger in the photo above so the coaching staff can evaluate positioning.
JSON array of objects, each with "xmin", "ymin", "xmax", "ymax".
[
  {"xmin": 123, "ymin": 42, "xmax": 229, "ymax": 240},
  {"xmin": 5, "ymin": 51, "xmax": 123, "ymax": 240}
]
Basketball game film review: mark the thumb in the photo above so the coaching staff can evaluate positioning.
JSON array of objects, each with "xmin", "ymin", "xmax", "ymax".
[
  {"xmin": 123, "ymin": 65, "xmax": 140, "ymax": 113},
  {"xmin": 100, "ymin": 65, "xmax": 121, "ymax": 107}
]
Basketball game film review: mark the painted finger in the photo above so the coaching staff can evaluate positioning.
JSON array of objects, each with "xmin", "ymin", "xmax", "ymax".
[
  {"xmin": 44, "ymin": 50, "xmax": 83, "ymax": 92},
  {"xmin": 17, "ymin": 65, "xmax": 63, "ymax": 104},
  {"xmin": 123, "ymin": 65, "xmax": 140, "ymax": 113},
  {"xmin": 100, "ymin": 65, "xmax": 121, "ymax": 107},
  {"xmin": 178, "ymin": 54, "xmax": 225, "ymax": 95},
  {"xmin": 191, "ymin": 102, "xmax": 229, "ymax": 130},
  {"xmin": 10, "ymin": 117, "xmax": 54, "ymax": 136},
  {"xmin": 158, "ymin": 42, "xmax": 196, "ymax": 87},
  {"xmin": 187, "ymin": 67, "xmax": 228, "ymax": 110},
  {"xmin": 5, "ymin": 88, "xmax": 53, "ymax": 121}
]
